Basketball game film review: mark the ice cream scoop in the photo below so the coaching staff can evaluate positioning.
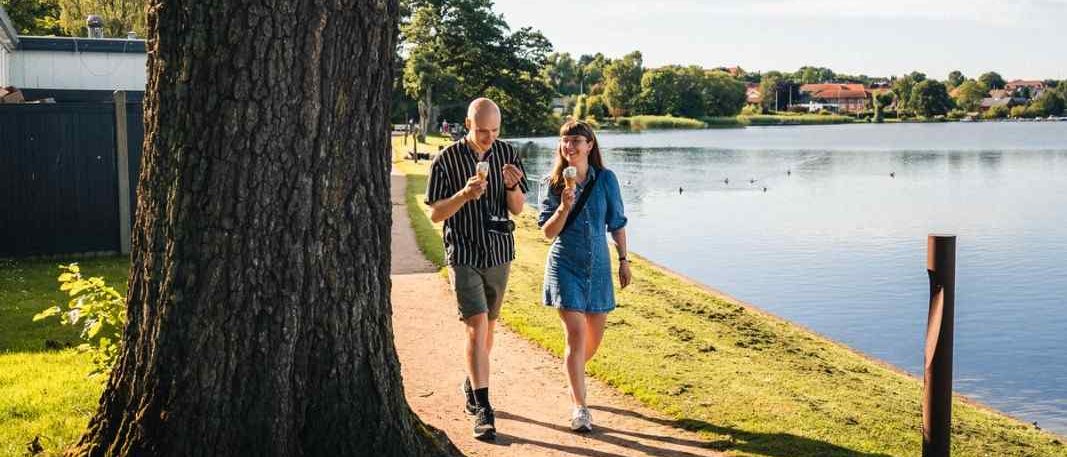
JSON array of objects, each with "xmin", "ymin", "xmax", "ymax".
[{"xmin": 563, "ymin": 166, "xmax": 577, "ymax": 189}]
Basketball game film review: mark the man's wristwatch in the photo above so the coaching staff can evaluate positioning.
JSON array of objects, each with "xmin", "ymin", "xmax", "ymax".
[
  {"xmin": 618, "ymin": 256, "xmax": 628, "ymax": 263},
  {"xmin": 506, "ymin": 183, "xmax": 520, "ymax": 191}
]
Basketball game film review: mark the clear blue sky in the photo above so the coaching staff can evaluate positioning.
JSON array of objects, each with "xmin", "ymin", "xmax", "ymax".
[{"xmin": 493, "ymin": 0, "xmax": 1067, "ymax": 81}]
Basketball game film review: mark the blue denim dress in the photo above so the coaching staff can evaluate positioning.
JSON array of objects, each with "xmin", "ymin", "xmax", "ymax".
[{"xmin": 538, "ymin": 167, "xmax": 628, "ymax": 313}]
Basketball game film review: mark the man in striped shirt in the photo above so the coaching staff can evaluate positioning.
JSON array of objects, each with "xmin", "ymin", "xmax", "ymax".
[{"xmin": 425, "ymin": 98, "xmax": 528, "ymax": 441}]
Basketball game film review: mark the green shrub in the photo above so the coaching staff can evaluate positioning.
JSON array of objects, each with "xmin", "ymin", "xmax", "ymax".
[
  {"xmin": 34, "ymin": 264, "xmax": 125, "ymax": 378},
  {"xmin": 627, "ymin": 115, "xmax": 705, "ymax": 130},
  {"xmin": 740, "ymin": 104, "xmax": 762, "ymax": 116},
  {"xmin": 1010, "ymin": 105, "xmax": 1028, "ymax": 118},
  {"xmin": 983, "ymin": 105, "xmax": 1009, "ymax": 119}
]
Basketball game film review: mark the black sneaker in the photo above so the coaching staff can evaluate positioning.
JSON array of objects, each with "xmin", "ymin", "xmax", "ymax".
[
  {"xmin": 462, "ymin": 378, "xmax": 478, "ymax": 416},
  {"xmin": 472, "ymin": 406, "xmax": 496, "ymax": 441}
]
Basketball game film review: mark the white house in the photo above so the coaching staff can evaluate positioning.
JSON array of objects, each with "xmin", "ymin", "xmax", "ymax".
[{"xmin": 0, "ymin": 5, "xmax": 146, "ymax": 98}]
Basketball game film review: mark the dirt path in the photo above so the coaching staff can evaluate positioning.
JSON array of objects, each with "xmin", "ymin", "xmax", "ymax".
[{"xmin": 390, "ymin": 172, "xmax": 723, "ymax": 456}]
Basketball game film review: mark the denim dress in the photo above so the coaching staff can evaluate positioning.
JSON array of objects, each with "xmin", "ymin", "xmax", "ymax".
[{"xmin": 538, "ymin": 167, "xmax": 628, "ymax": 313}]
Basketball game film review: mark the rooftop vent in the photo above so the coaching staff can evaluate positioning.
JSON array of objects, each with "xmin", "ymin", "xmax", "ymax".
[{"xmin": 86, "ymin": 15, "xmax": 104, "ymax": 38}]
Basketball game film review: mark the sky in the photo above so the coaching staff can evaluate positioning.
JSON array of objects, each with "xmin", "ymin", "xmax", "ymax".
[{"xmin": 492, "ymin": 0, "xmax": 1067, "ymax": 81}]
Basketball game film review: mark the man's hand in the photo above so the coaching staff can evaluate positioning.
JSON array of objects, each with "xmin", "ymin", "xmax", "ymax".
[
  {"xmin": 502, "ymin": 164, "xmax": 524, "ymax": 190},
  {"xmin": 461, "ymin": 175, "xmax": 487, "ymax": 201}
]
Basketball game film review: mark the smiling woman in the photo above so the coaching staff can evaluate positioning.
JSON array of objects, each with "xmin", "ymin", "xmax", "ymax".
[{"xmin": 537, "ymin": 119, "xmax": 631, "ymax": 433}]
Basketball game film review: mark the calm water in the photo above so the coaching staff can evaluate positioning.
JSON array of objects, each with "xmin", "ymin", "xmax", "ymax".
[{"xmin": 511, "ymin": 122, "xmax": 1067, "ymax": 435}]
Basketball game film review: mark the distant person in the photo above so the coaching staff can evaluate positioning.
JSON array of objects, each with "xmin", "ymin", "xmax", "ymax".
[
  {"xmin": 442, "ymin": 119, "xmax": 450, "ymax": 134},
  {"xmin": 425, "ymin": 98, "xmax": 528, "ymax": 441},
  {"xmin": 538, "ymin": 120, "xmax": 631, "ymax": 433}
]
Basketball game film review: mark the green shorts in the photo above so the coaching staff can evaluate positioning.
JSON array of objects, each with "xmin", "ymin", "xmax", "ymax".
[{"xmin": 449, "ymin": 263, "xmax": 511, "ymax": 321}]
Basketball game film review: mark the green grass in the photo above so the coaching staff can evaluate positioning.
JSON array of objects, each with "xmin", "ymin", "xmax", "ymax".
[
  {"xmin": 0, "ymin": 257, "xmax": 127, "ymax": 457},
  {"xmin": 392, "ymin": 154, "xmax": 1067, "ymax": 456}
]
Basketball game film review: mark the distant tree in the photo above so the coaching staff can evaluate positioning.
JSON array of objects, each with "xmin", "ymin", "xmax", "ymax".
[
  {"xmin": 758, "ymin": 75, "xmax": 799, "ymax": 112},
  {"xmin": 872, "ymin": 90, "xmax": 895, "ymax": 122},
  {"xmin": 602, "ymin": 50, "xmax": 643, "ymax": 118},
  {"xmin": 572, "ymin": 94, "xmax": 588, "ymax": 120},
  {"xmin": 892, "ymin": 72, "xmax": 927, "ymax": 115},
  {"xmin": 57, "ymin": 0, "xmax": 146, "ymax": 38},
  {"xmin": 578, "ymin": 53, "xmax": 609, "ymax": 95},
  {"xmin": 947, "ymin": 70, "xmax": 966, "ymax": 89},
  {"xmin": 543, "ymin": 52, "xmax": 581, "ymax": 95},
  {"xmin": 637, "ymin": 66, "xmax": 682, "ymax": 116},
  {"xmin": 979, "ymin": 71, "xmax": 1006, "ymax": 91},
  {"xmin": 584, "ymin": 94, "xmax": 609, "ymax": 119},
  {"xmin": 636, "ymin": 65, "xmax": 706, "ymax": 117},
  {"xmin": 953, "ymin": 80, "xmax": 988, "ymax": 112},
  {"xmin": 0, "ymin": 0, "xmax": 64, "ymax": 35},
  {"xmin": 793, "ymin": 66, "xmax": 835, "ymax": 84},
  {"xmin": 1028, "ymin": 90, "xmax": 1066, "ymax": 117},
  {"xmin": 910, "ymin": 80, "xmax": 953, "ymax": 117},
  {"xmin": 702, "ymin": 70, "xmax": 746, "ymax": 117},
  {"xmin": 402, "ymin": 0, "xmax": 554, "ymax": 135}
]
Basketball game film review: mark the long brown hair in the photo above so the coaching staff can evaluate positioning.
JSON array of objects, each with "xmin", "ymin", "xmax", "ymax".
[{"xmin": 549, "ymin": 120, "xmax": 604, "ymax": 191}]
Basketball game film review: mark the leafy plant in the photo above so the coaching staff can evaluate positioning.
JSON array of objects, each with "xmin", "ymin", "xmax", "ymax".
[{"xmin": 34, "ymin": 263, "xmax": 125, "ymax": 378}]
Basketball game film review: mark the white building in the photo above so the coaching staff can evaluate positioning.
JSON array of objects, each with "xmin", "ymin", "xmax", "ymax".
[{"xmin": 0, "ymin": 5, "xmax": 146, "ymax": 97}]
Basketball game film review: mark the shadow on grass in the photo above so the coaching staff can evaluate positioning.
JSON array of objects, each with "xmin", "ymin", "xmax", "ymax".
[{"xmin": 589, "ymin": 405, "xmax": 895, "ymax": 457}]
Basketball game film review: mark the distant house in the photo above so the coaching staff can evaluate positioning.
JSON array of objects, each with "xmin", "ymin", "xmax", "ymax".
[
  {"xmin": 979, "ymin": 97, "xmax": 1025, "ymax": 111},
  {"xmin": 0, "ymin": 6, "xmax": 146, "ymax": 102},
  {"xmin": 988, "ymin": 89, "xmax": 1011, "ymax": 99},
  {"xmin": 1005, "ymin": 80, "xmax": 1046, "ymax": 99},
  {"xmin": 798, "ymin": 83, "xmax": 869, "ymax": 113},
  {"xmin": 550, "ymin": 96, "xmax": 567, "ymax": 116},
  {"xmin": 745, "ymin": 82, "xmax": 761, "ymax": 105}
]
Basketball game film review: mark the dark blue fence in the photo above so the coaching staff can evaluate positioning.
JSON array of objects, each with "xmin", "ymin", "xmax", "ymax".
[{"xmin": 0, "ymin": 92, "xmax": 143, "ymax": 257}]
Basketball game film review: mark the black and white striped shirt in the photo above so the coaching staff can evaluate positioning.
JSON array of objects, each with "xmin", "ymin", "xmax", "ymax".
[{"xmin": 425, "ymin": 139, "xmax": 529, "ymax": 268}]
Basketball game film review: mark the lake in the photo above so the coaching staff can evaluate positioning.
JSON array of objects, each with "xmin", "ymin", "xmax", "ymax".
[{"xmin": 511, "ymin": 122, "xmax": 1067, "ymax": 435}]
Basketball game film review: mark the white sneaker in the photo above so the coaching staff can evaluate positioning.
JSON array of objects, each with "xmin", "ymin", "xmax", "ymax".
[{"xmin": 570, "ymin": 406, "xmax": 593, "ymax": 433}]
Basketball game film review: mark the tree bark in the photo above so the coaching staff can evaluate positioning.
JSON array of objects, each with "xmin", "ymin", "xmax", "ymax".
[
  {"xmin": 72, "ymin": 1, "xmax": 460, "ymax": 455},
  {"xmin": 417, "ymin": 84, "xmax": 433, "ymax": 138}
]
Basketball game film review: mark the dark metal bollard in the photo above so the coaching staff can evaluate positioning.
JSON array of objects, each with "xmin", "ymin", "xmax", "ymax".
[{"xmin": 924, "ymin": 234, "xmax": 956, "ymax": 457}]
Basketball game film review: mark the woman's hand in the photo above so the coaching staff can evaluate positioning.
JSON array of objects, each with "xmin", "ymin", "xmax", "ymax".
[
  {"xmin": 618, "ymin": 260, "xmax": 632, "ymax": 289},
  {"xmin": 559, "ymin": 187, "xmax": 576, "ymax": 212}
]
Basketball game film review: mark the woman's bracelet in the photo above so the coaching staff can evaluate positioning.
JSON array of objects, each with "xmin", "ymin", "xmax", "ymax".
[{"xmin": 618, "ymin": 257, "xmax": 628, "ymax": 263}]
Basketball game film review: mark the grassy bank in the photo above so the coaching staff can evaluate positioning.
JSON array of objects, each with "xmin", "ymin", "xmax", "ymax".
[
  {"xmin": 392, "ymin": 138, "xmax": 1066, "ymax": 456},
  {"xmin": 741, "ymin": 113, "xmax": 856, "ymax": 126},
  {"xmin": 619, "ymin": 115, "xmax": 707, "ymax": 130}
]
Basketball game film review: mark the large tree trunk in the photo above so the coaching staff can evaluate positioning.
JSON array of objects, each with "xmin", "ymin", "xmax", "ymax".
[{"xmin": 72, "ymin": 1, "xmax": 460, "ymax": 455}]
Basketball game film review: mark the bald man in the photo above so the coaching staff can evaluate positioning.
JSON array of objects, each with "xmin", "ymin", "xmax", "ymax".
[{"xmin": 425, "ymin": 98, "xmax": 528, "ymax": 441}]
